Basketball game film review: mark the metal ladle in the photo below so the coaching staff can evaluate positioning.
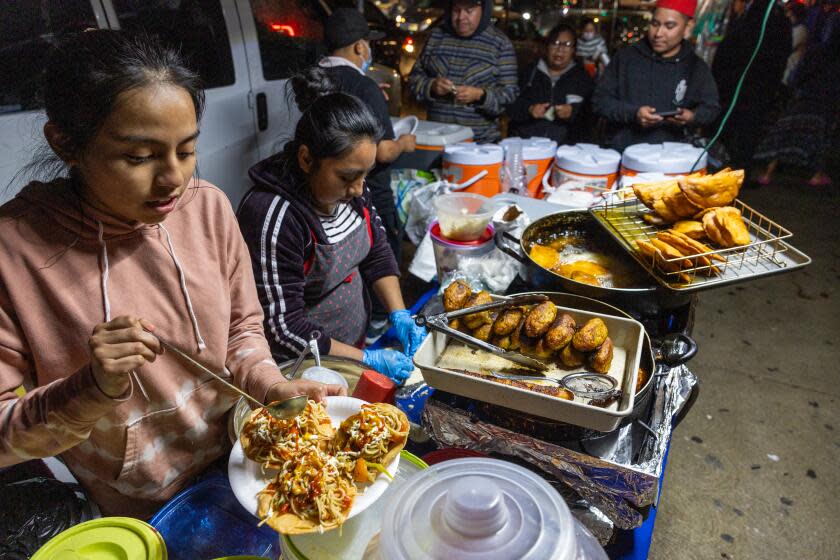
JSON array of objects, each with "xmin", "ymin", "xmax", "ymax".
[{"xmin": 152, "ymin": 332, "xmax": 307, "ymax": 420}]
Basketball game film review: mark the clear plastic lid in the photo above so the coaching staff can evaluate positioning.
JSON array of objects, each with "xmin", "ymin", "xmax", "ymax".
[
  {"xmin": 379, "ymin": 458, "xmax": 578, "ymax": 560},
  {"xmin": 443, "ymin": 143, "xmax": 504, "ymax": 165},
  {"xmin": 554, "ymin": 144, "xmax": 621, "ymax": 176},
  {"xmin": 411, "ymin": 120, "xmax": 474, "ymax": 146},
  {"xmin": 621, "ymin": 142, "xmax": 707, "ymax": 174},
  {"xmin": 500, "ymin": 137, "xmax": 558, "ymax": 161}
]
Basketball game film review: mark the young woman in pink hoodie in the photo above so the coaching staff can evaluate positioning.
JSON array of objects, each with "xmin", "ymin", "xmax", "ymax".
[{"xmin": 0, "ymin": 30, "xmax": 344, "ymax": 518}]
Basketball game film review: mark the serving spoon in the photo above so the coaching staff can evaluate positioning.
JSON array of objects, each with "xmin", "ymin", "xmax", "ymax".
[{"xmin": 150, "ymin": 331, "xmax": 307, "ymax": 420}]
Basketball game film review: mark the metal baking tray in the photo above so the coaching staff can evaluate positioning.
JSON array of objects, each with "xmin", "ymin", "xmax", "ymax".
[
  {"xmin": 413, "ymin": 306, "xmax": 644, "ymax": 432},
  {"xmin": 589, "ymin": 190, "xmax": 811, "ymax": 292}
]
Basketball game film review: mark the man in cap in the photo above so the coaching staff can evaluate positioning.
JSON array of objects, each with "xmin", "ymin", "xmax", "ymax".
[
  {"xmin": 318, "ymin": 8, "xmax": 416, "ymax": 260},
  {"xmin": 592, "ymin": 0, "xmax": 720, "ymax": 151},
  {"xmin": 408, "ymin": 0, "xmax": 518, "ymax": 143}
]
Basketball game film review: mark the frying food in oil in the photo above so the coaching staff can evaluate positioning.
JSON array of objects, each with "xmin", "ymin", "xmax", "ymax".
[
  {"xmin": 572, "ymin": 318, "xmax": 608, "ymax": 352},
  {"xmin": 443, "ymin": 280, "xmax": 472, "ymax": 312},
  {"xmin": 524, "ymin": 301, "xmax": 558, "ymax": 338},
  {"xmin": 589, "ymin": 337, "xmax": 614, "ymax": 373}
]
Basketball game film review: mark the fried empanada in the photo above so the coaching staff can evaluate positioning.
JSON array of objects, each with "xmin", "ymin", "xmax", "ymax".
[
  {"xmin": 649, "ymin": 238, "xmax": 692, "ymax": 268},
  {"xmin": 633, "ymin": 179, "xmax": 678, "ymax": 208},
  {"xmin": 635, "ymin": 240, "xmax": 692, "ymax": 283},
  {"xmin": 661, "ymin": 183, "xmax": 704, "ymax": 219},
  {"xmin": 529, "ymin": 245, "xmax": 560, "ymax": 271},
  {"xmin": 713, "ymin": 206, "xmax": 751, "ymax": 247},
  {"xmin": 678, "ymin": 169, "xmax": 744, "ymax": 208},
  {"xmin": 671, "ymin": 220, "xmax": 706, "ymax": 239}
]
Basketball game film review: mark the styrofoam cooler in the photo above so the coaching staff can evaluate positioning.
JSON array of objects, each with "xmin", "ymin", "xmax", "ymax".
[
  {"xmin": 500, "ymin": 137, "xmax": 557, "ymax": 197},
  {"xmin": 620, "ymin": 142, "xmax": 707, "ymax": 177},
  {"xmin": 442, "ymin": 143, "xmax": 503, "ymax": 197},
  {"xmin": 391, "ymin": 119, "xmax": 473, "ymax": 171}
]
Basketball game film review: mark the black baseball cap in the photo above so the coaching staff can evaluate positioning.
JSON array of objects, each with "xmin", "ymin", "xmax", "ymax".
[{"xmin": 325, "ymin": 8, "xmax": 385, "ymax": 51}]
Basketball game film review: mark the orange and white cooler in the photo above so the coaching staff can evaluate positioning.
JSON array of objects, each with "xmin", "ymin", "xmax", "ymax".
[
  {"xmin": 500, "ymin": 137, "xmax": 557, "ymax": 197},
  {"xmin": 550, "ymin": 143, "xmax": 621, "ymax": 193},
  {"xmin": 621, "ymin": 142, "xmax": 707, "ymax": 178},
  {"xmin": 442, "ymin": 143, "xmax": 504, "ymax": 197},
  {"xmin": 391, "ymin": 119, "xmax": 473, "ymax": 171}
]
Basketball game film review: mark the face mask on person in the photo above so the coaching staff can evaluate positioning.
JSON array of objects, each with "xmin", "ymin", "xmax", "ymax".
[
  {"xmin": 582, "ymin": 31, "xmax": 596, "ymax": 41},
  {"xmin": 361, "ymin": 41, "xmax": 373, "ymax": 73}
]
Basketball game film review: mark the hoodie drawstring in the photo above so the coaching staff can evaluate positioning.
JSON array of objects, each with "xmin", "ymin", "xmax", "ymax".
[
  {"xmin": 97, "ymin": 221, "xmax": 147, "ymax": 401},
  {"xmin": 159, "ymin": 223, "xmax": 207, "ymax": 352}
]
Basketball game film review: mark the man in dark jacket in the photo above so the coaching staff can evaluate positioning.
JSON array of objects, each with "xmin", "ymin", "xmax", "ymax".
[
  {"xmin": 408, "ymin": 0, "xmax": 518, "ymax": 143},
  {"xmin": 508, "ymin": 23, "xmax": 595, "ymax": 144},
  {"xmin": 318, "ymin": 8, "xmax": 416, "ymax": 259},
  {"xmin": 592, "ymin": 0, "xmax": 720, "ymax": 151}
]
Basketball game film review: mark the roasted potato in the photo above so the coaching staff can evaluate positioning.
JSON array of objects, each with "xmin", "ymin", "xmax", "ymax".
[
  {"xmin": 443, "ymin": 280, "xmax": 472, "ymax": 312},
  {"xmin": 524, "ymin": 301, "xmax": 558, "ymax": 338},
  {"xmin": 448, "ymin": 318, "xmax": 463, "ymax": 331},
  {"xmin": 560, "ymin": 343, "xmax": 585, "ymax": 368},
  {"xmin": 508, "ymin": 317, "xmax": 525, "ymax": 351},
  {"xmin": 462, "ymin": 291, "xmax": 493, "ymax": 330},
  {"xmin": 492, "ymin": 307, "xmax": 524, "ymax": 336},
  {"xmin": 544, "ymin": 313, "xmax": 576, "ymax": 350},
  {"xmin": 572, "ymin": 318, "xmax": 608, "ymax": 352},
  {"xmin": 589, "ymin": 337, "xmax": 614, "ymax": 373}
]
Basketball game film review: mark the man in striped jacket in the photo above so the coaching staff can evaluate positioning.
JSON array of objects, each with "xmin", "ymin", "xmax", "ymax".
[{"xmin": 408, "ymin": 0, "xmax": 518, "ymax": 143}]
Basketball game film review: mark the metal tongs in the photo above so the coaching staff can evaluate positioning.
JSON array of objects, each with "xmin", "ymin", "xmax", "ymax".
[{"xmin": 414, "ymin": 294, "xmax": 550, "ymax": 372}]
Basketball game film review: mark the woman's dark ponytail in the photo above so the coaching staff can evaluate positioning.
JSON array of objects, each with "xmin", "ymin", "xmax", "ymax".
[
  {"xmin": 290, "ymin": 67, "xmax": 337, "ymax": 113},
  {"xmin": 278, "ymin": 67, "xmax": 383, "ymax": 180}
]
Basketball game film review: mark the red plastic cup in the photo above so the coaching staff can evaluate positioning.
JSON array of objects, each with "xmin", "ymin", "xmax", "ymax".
[{"xmin": 352, "ymin": 369, "xmax": 397, "ymax": 403}]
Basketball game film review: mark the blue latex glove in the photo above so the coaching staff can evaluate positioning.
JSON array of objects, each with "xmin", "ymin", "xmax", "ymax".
[
  {"xmin": 362, "ymin": 348, "xmax": 413, "ymax": 385},
  {"xmin": 389, "ymin": 310, "xmax": 428, "ymax": 357}
]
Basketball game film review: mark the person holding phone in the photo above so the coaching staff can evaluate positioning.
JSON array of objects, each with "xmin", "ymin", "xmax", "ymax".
[
  {"xmin": 592, "ymin": 0, "xmax": 720, "ymax": 151},
  {"xmin": 508, "ymin": 23, "xmax": 595, "ymax": 144}
]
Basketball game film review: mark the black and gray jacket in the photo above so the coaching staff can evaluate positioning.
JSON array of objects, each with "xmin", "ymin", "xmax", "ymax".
[
  {"xmin": 508, "ymin": 60, "xmax": 595, "ymax": 144},
  {"xmin": 592, "ymin": 39, "xmax": 720, "ymax": 151}
]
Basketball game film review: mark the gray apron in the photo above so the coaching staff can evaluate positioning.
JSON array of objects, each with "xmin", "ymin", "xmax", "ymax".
[{"xmin": 304, "ymin": 208, "xmax": 373, "ymax": 347}]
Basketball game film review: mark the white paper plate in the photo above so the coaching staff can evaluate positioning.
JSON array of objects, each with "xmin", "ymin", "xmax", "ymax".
[
  {"xmin": 228, "ymin": 396, "xmax": 400, "ymax": 526},
  {"xmin": 392, "ymin": 115, "xmax": 419, "ymax": 137}
]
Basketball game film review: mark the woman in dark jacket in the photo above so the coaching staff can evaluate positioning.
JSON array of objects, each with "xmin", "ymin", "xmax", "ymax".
[
  {"xmin": 237, "ymin": 69, "xmax": 426, "ymax": 384},
  {"xmin": 508, "ymin": 23, "xmax": 595, "ymax": 144}
]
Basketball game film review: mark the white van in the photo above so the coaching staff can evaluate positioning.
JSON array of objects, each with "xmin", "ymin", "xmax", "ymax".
[{"xmin": 0, "ymin": 0, "xmax": 400, "ymax": 207}]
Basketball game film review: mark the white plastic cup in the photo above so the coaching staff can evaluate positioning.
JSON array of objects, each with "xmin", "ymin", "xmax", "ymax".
[{"xmin": 300, "ymin": 366, "xmax": 349, "ymax": 390}]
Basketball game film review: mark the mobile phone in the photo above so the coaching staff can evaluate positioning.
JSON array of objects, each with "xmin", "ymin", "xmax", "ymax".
[{"xmin": 655, "ymin": 109, "xmax": 680, "ymax": 117}]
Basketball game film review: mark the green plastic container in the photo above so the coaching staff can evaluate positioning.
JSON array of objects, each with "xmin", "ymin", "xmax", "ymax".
[{"xmin": 31, "ymin": 517, "xmax": 167, "ymax": 560}]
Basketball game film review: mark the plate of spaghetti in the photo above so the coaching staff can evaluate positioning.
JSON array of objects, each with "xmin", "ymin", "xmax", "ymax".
[{"xmin": 228, "ymin": 396, "xmax": 408, "ymax": 534}]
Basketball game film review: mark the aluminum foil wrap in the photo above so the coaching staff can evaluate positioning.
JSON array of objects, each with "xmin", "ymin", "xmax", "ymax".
[{"xmin": 421, "ymin": 364, "xmax": 697, "ymax": 533}]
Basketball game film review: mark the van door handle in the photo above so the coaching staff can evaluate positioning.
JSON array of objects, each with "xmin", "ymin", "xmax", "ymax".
[{"xmin": 256, "ymin": 92, "xmax": 268, "ymax": 131}]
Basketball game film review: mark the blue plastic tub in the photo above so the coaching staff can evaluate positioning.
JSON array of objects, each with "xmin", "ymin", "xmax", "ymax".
[{"xmin": 149, "ymin": 474, "xmax": 276, "ymax": 559}]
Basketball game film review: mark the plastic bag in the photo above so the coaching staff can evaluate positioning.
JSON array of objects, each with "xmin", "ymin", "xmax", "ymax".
[
  {"xmin": 391, "ymin": 168, "xmax": 438, "ymax": 236},
  {"xmin": 0, "ymin": 477, "xmax": 95, "ymax": 558},
  {"xmin": 404, "ymin": 178, "xmax": 451, "ymax": 246}
]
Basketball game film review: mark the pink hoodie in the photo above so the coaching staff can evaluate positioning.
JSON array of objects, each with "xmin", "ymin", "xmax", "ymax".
[{"xmin": 0, "ymin": 178, "xmax": 284, "ymax": 518}]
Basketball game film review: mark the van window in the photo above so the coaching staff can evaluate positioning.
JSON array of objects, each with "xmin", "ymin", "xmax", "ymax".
[
  {"xmin": 111, "ymin": 0, "xmax": 235, "ymax": 88},
  {"xmin": 0, "ymin": 1, "xmax": 98, "ymax": 115},
  {"xmin": 250, "ymin": 0, "xmax": 326, "ymax": 80}
]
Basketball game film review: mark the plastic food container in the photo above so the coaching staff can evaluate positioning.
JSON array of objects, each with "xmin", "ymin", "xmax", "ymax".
[
  {"xmin": 148, "ymin": 475, "xmax": 278, "ymax": 559},
  {"xmin": 301, "ymin": 366, "xmax": 349, "ymax": 390},
  {"xmin": 429, "ymin": 221, "xmax": 495, "ymax": 283},
  {"xmin": 352, "ymin": 369, "xmax": 397, "ymax": 403},
  {"xmin": 621, "ymin": 142, "xmax": 708, "ymax": 176},
  {"xmin": 376, "ymin": 458, "xmax": 608, "ymax": 560},
  {"xmin": 442, "ymin": 143, "xmax": 504, "ymax": 197},
  {"xmin": 392, "ymin": 119, "xmax": 474, "ymax": 171},
  {"xmin": 32, "ymin": 517, "xmax": 168, "ymax": 560},
  {"xmin": 279, "ymin": 451, "xmax": 429, "ymax": 560},
  {"xmin": 550, "ymin": 143, "xmax": 621, "ymax": 198},
  {"xmin": 434, "ymin": 192, "xmax": 496, "ymax": 241},
  {"xmin": 500, "ymin": 137, "xmax": 558, "ymax": 197}
]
